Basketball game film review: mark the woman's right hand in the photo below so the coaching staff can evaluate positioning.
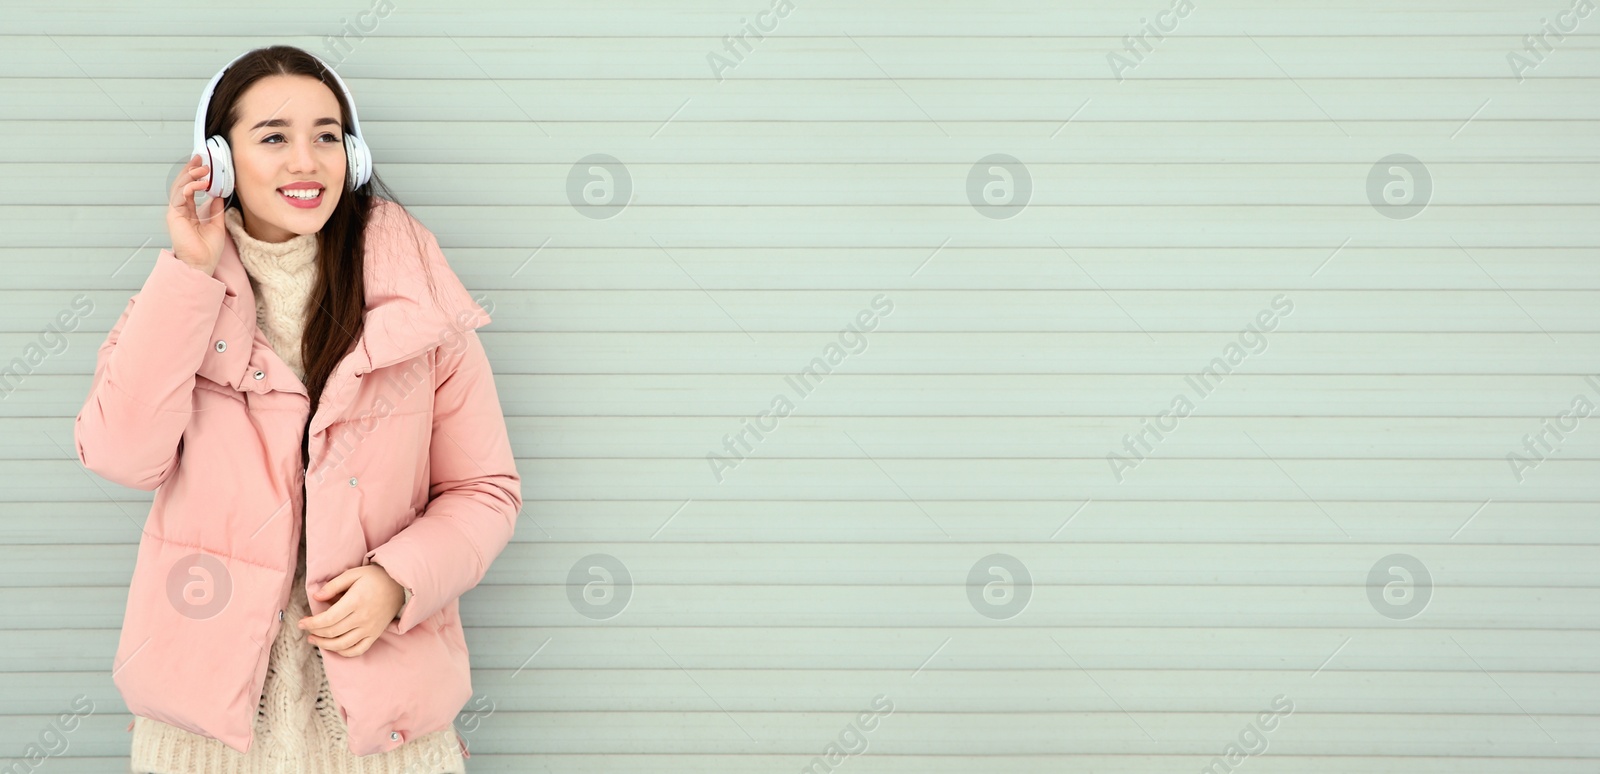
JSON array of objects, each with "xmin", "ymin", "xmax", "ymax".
[{"xmin": 167, "ymin": 153, "xmax": 227, "ymax": 276}]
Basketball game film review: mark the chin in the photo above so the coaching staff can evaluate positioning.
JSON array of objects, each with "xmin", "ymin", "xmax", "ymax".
[{"xmin": 284, "ymin": 207, "xmax": 336, "ymax": 229}]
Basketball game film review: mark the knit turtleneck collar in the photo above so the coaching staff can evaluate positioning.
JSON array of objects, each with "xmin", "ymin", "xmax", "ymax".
[
  {"xmin": 223, "ymin": 207, "xmax": 320, "ymax": 384},
  {"xmin": 223, "ymin": 206, "xmax": 319, "ymax": 271}
]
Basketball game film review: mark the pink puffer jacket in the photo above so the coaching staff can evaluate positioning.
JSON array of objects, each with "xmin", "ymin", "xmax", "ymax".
[{"xmin": 74, "ymin": 198, "xmax": 520, "ymax": 756}]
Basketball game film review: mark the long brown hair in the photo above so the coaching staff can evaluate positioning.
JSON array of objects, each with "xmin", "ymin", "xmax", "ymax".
[{"xmin": 201, "ymin": 45, "xmax": 441, "ymax": 422}]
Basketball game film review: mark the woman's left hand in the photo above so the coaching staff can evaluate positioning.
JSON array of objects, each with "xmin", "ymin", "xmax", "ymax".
[{"xmin": 299, "ymin": 564, "xmax": 406, "ymax": 657}]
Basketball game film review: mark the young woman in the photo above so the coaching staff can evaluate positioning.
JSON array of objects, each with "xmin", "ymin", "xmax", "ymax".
[{"xmin": 74, "ymin": 46, "xmax": 520, "ymax": 773}]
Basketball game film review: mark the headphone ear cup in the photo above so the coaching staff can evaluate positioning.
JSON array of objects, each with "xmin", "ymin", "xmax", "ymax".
[
  {"xmin": 204, "ymin": 134, "xmax": 235, "ymax": 199},
  {"xmin": 344, "ymin": 134, "xmax": 371, "ymax": 191}
]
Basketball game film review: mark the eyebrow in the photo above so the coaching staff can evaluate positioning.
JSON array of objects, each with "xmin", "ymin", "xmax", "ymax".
[{"xmin": 249, "ymin": 117, "xmax": 342, "ymax": 131}]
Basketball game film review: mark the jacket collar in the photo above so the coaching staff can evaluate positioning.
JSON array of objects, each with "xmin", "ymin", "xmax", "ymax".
[{"xmin": 202, "ymin": 199, "xmax": 491, "ymax": 399}]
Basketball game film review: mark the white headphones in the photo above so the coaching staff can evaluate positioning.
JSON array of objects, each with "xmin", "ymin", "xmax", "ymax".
[{"xmin": 193, "ymin": 49, "xmax": 373, "ymax": 200}]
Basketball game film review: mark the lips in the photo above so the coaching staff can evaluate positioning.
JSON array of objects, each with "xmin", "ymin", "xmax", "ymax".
[{"xmin": 278, "ymin": 185, "xmax": 325, "ymax": 209}]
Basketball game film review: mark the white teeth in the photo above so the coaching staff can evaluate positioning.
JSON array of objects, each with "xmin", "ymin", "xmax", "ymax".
[{"xmin": 280, "ymin": 188, "xmax": 321, "ymax": 199}]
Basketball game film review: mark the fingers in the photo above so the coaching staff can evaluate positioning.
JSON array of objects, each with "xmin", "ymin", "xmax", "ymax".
[
  {"xmin": 344, "ymin": 636, "xmax": 376, "ymax": 657},
  {"xmin": 328, "ymin": 636, "xmax": 376, "ymax": 658},
  {"xmin": 172, "ymin": 154, "xmax": 201, "ymax": 193},
  {"xmin": 170, "ymin": 167, "xmax": 215, "ymax": 218},
  {"xmin": 171, "ymin": 154, "xmax": 212, "ymax": 203},
  {"xmin": 171, "ymin": 172, "xmax": 196, "ymax": 207},
  {"xmin": 302, "ymin": 600, "xmax": 378, "ymax": 655},
  {"xmin": 300, "ymin": 604, "xmax": 356, "ymax": 636},
  {"xmin": 169, "ymin": 181, "xmax": 194, "ymax": 216},
  {"xmin": 307, "ymin": 616, "xmax": 361, "ymax": 641},
  {"xmin": 188, "ymin": 166, "xmax": 213, "ymax": 196},
  {"xmin": 197, "ymin": 193, "xmax": 220, "ymax": 224},
  {"xmin": 309, "ymin": 626, "xmax": 373, "ymax": 656},
  {"xmin": 308, "ymin": 624, "xmax": 361, "ymax": 647}
]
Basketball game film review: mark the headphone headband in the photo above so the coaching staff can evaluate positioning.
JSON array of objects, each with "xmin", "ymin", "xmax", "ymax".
[{"xmin": 192, "ymin": 49, "xmax": 372, "ymax": 199}]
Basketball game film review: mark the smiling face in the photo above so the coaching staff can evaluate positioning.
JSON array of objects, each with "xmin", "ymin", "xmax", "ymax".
[{"xmin": 226, "ymin": 74, "xmax": 347, "ymax": 243}]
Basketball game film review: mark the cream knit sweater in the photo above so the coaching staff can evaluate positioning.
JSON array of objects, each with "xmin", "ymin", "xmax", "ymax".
[{"xmin": 127, "ymin": 207, "xmax": 465, "ymax": 774}]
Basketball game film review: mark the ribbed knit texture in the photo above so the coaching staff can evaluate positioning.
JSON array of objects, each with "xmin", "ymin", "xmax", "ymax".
[{"xmin": 127, "ymin": 207, "xmax": 462, "ymax": 774}]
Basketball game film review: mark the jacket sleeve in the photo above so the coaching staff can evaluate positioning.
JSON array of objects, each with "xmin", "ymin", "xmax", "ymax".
[
  {"xmin": 74, "ymin": 250, "xmax": 229, "ymax": 490},
  {"xmin": 365, "ymin": 326, "xmax": 521, "ymax": 635}
]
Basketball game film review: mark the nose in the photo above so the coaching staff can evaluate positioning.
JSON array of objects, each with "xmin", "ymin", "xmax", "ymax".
[{"xmin": 288, "ymin": 136, "xmax": 317, "ymax": 174}]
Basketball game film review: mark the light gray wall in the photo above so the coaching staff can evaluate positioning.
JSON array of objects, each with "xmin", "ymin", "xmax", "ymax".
[{"xmin": 1, "ymin": 2, "xmax": 1597, "ymax": 771}]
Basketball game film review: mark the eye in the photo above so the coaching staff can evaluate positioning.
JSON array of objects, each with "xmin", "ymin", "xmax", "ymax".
[{"xmin": 261, "ymin": 133, "xmax": 342, "ymax": 143}]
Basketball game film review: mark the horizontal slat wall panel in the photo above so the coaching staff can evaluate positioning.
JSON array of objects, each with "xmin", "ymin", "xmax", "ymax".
[
  {"xmin": 6, "ymin": 544, "xmax": 1600, "ymax": 587},
  {"xmin": 7, "ymin": 247, "xmax": 1600, "ymax": 290},
  {"xmin": 14, "ymin": 459, "xmax": 1595, "ymax": 501},
  {"xmin": 6, "ymin": 206, "xmax": 1596, "ymax": 247},
  {"xmin": 5, "ymin": 78, "xmax": 1599, "ymax": 122},
  {"xmin": 0, "ymin": 3, "xmax": 1594, "ymax": 35},
  {"xmin": 9, "ymin": 332, "xmax": 1600, "ymax": 373},
  {"xmin": 2, "ymin": 584, "xmax": 1597, "ymax": 629},
  {"xmin": 1, "ymin": 0, "xmax": 1597, "ymax": 771},
  {"xmin": 3, "ymin": 627, "xmax": 1600, "ymax": 672},
  {"xmin": 7, "ymin": 164, "xmax": 1600, "ymax": 206},
  {"xmin": 4, "ymin": 36, "xmax": 1600, "ymax": 79},
  {"xmin": 0, "ymin": 122, "xmax": 1592, "ymax": 165},
  {"xmin": 1, "ymin": 501, "xmax": 1594, "ymax": 544},
  {"xmin": 0, "ymin": 716, "xmax": 1596, "ymax": 765},
  {"xmin": 10, "ymin": 413, "xmax": 1600, "ymax": 455},
  {"xmin": 6, "ymin": 668, "xmax": 1600, "ymax": 715},
  {"xmin": 11, "ymin": 290, "xmax": 1600, "ymax": 331}
]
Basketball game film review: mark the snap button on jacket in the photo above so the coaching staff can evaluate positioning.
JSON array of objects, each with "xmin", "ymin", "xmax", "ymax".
[{"xmin": 73, "ymin": 199, "xmax": 521, "ymax": 757}]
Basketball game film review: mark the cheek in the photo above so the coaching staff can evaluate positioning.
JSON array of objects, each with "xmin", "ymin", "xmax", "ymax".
[
  {"xmin": 231, "ymin": 147, "xmax": 264, "ymax": 179},
  {"xmin": 230, "ymin": 153, "xmax": 271, "ymax": 196}
]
